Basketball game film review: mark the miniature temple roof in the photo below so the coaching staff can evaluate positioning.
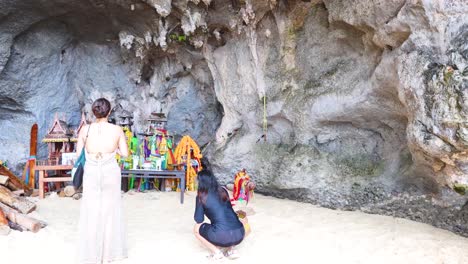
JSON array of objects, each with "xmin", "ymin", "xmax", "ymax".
[
  {"xmin": 119, "ymin": 110, "xmax": 133, "ymax": 118},
  {"xmin": 72, "ymin": 112, "xmax": 88, "ymax": 142},
  {"xmin": 148, "ymin": 112, "xmax": 167, "ymax": 122},
  {"xmin": 42, "ymin": 113, "xmax": 74, "ymax": 143},
  {"xmin": 118, "ymin": 110, "xmax": 134, "ymax": 126}
]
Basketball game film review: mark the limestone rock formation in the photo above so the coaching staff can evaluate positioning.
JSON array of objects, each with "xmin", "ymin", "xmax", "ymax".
[{"xmin": 0, "ymin": 0, "xmax": 467, "ymax": 236}]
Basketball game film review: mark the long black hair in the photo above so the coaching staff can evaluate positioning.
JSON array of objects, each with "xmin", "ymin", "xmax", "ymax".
[
  {"xmin": 197, "ymin": 169, "xmax": 229, "ymax": 205},
  {"xmin": 200, "ymin": 157, "xmax": 211, "ymax": 171}
]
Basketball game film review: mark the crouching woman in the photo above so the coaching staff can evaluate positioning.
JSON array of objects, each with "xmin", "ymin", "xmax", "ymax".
[{"xmin": 193, "ymin": 169, "xmax": 245, "ymax": 260}]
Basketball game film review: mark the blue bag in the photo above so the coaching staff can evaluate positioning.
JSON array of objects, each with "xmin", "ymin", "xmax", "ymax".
[{"xmin": 72, "ymin": 126, "xmax": 90, "ymax": 189}]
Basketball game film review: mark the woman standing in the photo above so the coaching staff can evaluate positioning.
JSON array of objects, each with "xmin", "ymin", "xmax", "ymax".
[
  {"xmin": 76, "ymin": 98, "xmax": 129, "ymax": 263},
  {"xmin": 193, "ymin": 169, "xmax": 245, "ymax": 260}
]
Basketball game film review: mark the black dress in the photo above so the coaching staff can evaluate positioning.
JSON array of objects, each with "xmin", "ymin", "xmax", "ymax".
[{"xmin": 194, "ymin": 189, "xmax": 245, "ymax": 247}]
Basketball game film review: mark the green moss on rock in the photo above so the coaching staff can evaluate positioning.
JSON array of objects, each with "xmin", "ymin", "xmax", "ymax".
[
  {"xmin": 453, "ymin": 183, "xmax": 467, "ymax": 195},
  {"xmin": 333, "ymin": 155, "xmax": 385, "ymax": 177}
]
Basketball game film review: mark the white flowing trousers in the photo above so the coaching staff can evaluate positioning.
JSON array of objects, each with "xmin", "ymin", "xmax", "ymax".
[{"xmin": 78, "ymin": 153, "xmax": 127, "ymax": 264}]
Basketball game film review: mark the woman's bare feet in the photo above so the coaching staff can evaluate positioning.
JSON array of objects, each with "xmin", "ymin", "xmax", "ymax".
[
  {"xmin": 207, "ymin": 249, "xmax": 225, "ymax": 261},
  {"xmin": 223, "ymin": 247, "xmax": 240, "ymax": 260}
]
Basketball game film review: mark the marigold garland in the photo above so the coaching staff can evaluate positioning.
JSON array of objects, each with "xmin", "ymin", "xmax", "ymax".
[{"xmin": 174, "ymin": 135, "xmax": 203, "ymax": 191}]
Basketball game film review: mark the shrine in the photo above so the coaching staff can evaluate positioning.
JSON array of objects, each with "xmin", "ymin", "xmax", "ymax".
[{"xmin": 41, "ymin": 113, "xmax": 75, "ymax": 164}]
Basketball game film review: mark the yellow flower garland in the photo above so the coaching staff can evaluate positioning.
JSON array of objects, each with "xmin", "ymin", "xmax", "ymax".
[{"xmin": 174, "ymin": 135, "xmax": 203, "ymax": 191}]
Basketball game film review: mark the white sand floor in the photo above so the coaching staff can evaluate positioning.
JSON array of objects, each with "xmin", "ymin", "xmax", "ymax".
[{"xmin": 1, "ymin": 191, "xmax": 468, "ymax": 264}]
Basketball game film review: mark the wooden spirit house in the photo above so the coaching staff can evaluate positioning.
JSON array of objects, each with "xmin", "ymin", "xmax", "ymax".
[{"xmin": 42, "ymin": 113, "xmax": 75, "ymax": 164}]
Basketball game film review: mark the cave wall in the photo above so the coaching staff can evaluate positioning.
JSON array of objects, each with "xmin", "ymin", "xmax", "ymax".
[
  {"xmin": 0, "ymin": 1, "xmax": 222, "ymax": 172},
  {"xmin": 0, "ymin": 0, "xmax": 467, "ymax": 235}
]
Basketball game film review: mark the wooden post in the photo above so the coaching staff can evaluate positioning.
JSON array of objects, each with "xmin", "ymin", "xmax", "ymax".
[
  {"xmin": 187, "ymin": 143, "xmax": 192, "ymax": 191},
  {"xmin": 0, "ymin": 175, "xmax": 9, "ymax": 186},
  {"xmin": 39, "ymin": 170, "xmax": 45, "ymax": 199},
  {"xmin": 0, "ymin": 165, "xmax": 32, "ymax": 195},
  {"xmin": 29, "ymin": 123, "xmax": 38, "ymax": 189},
  {"xmin": 12, "ymin": 190, "xmax": 25, "ymax": 196},
  {"xmin": 1, "ymin": 173, "xmax": 18, "ymax": 192},
  {"xmin": 0, "ymin": 185, "xmax": 36, "ymax": 214},
  {"xmin": 0, "ymin": 207, "xmax": 10, "ymax": 235},
  {"xmin": 0, "ymin": 203, "xmax": 41, "ymax": 233},
  {"xmin": 36, "ymin": 165, "xmax": 73, "ymax": 199}
]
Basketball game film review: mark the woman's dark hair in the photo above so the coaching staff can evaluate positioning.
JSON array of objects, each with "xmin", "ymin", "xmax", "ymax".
[
  {"xmin": 200, "ymin": 157, "xmax": 211, "ymax": 171},
  {"xmin": 197, "ymin": 169, "xmax": 229, "ymax": 205},
  {"xmin": 92, "ymin": 98, "xmax": 111, "ymax": 118}
]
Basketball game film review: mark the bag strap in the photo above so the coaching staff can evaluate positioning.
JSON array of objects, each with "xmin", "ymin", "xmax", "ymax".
[{"xmin": 83, "ymin": 125, "xmax": 91, "ymax": 150}]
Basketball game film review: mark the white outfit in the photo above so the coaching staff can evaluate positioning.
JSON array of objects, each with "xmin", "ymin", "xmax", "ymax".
[{"xmin": 78, "ymin": 152, "xmax": 127, "ymax": 263}]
